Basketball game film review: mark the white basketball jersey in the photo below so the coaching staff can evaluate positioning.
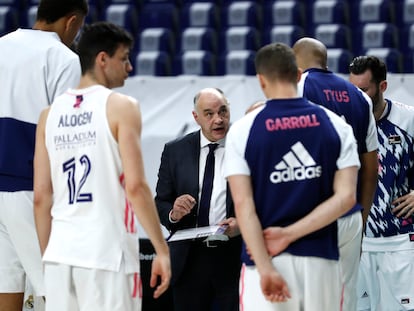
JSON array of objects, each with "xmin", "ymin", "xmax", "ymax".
[{"xmin": 43, "ymin": 85, "xmax": 139, "ymax": 273}]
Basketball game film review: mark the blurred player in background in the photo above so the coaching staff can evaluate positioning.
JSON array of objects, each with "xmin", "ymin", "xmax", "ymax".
[
  {"xmin": 349, "ymin": 55, "xmax": 414, "ymax": 311},
  {"xmin": 0, "ymin": 1, "xmax": 88, "ymax": 310}
]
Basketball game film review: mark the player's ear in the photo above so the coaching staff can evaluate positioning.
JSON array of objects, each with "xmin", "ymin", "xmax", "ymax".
[
  {"xmin": 296, "ymin": 69, "xmax": 302, "ymax": 83},
  {"xmin": 256, "ymin": 74, "xmax": 266, "ymax": 90},
  {"xmin": 96, "ymin": 51, "xmax": 107, "ymax": 67},
  {"xmin": 65, "ymin": 14, "xmax": 78, "ymax": 32},
  {"xmin": 379, "ymin": 80, "xmax": 388, "ymax": 93}
]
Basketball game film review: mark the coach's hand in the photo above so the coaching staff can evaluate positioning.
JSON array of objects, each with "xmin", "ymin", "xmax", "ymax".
[
  {"xmin": 219, "ymin": 217, "xmax": 240, "ymax": 238},
  {"xmin": 170, "ymin": 194, "xmax": 196, "ymax": 221}
]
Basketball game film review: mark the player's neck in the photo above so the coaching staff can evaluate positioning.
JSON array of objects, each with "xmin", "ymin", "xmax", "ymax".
[
  {"xmin": 373, "ymin": 99, "xmax": 387, "ymax": 121},
  {"xmin": 77, "ymin": 74, "xmax": 104, "ymax": 89},
  {"xmin": 265, "ymin": 83, "xmax": 298, "ymax": 99}
]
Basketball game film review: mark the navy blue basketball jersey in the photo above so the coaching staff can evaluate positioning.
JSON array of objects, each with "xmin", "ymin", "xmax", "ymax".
[
  {"xmin": 299, "ymin": 69, "xmax": 377, "ymax": 155},
  {"xmin": 299, "ymin": 68, "xmax": 377, "ymax": 215},
  {"xmin": 225, "ymin": 97, "xmax": 359, "ymax": 265}
]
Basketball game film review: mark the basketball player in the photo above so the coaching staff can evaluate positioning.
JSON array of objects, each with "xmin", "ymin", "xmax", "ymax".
[
  {"xmin": 33, "ymin": 22, "xmax": 170, "ymax": 311},
  {"xmin": 0, "ymin": 1, "xmax": 88, "ymax": 310},
  {"xmin": 225, "ymin": 42, "xmax": 360, "ymax": 310},
  {"xmin": 349, "ymin": 55, "xmax": 414, "ymax": 311},
  {"xmin": 290, "ymin": 37, "xmax": 378, "ymax": 311}
]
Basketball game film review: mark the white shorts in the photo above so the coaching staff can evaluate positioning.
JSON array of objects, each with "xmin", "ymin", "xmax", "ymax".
[
  {"xmin": 239, "ymin": 253, "xmax": 343, "ymax": 311},
  {"xmin": 0, "ymin": 191, "xmax": 45, "ymax": 295},
  {"xmin": 357, "ymin": 234, "xmax": 414, "ymax": 311},
  {"xmin": 338, "ymin": 212, "xmax": 363, "ymax": 311},
  {"xmin": 44, "ymin": 262, "xmax": 142, "ymax": 311},
  {"xmin": 23, "ymin": 281, "xmax": 45, "ymax": 311}
]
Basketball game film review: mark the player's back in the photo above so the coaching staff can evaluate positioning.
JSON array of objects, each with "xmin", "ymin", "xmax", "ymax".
[
  {"xmin": 43, "ymin": 85, "xmax": 139, "ymax": 273},
  {"xmin": 299, "ymin": 68, "xmax": 374, "ymax": 155},
  {"xmin": 0, "ymin": 29, "xmax": 80, "ymax": 191},
  {"xmin": 236, "ymin": 97, "xmax": 358, "ymax": 262}
]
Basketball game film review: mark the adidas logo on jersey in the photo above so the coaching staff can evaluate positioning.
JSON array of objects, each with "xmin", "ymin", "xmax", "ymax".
[{"xmin": 270, "ymin": 142, "xmax": 322, "ymax": 184}]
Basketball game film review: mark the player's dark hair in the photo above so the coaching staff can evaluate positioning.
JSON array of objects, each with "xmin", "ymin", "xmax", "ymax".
[
  {"xmin": 255, "ymin": 43, "xmax": 298, "ymax": 84},
  {"xmin": 76, "ymin": 22, "xmax": 134, "ymax": 74},
  {"xmin": 36, "ymin": 0, "xmax": 88, "ymax": 23},
  {"xmin": 349, "ymin": 55, "xmax": 387, "ymax": 84}
]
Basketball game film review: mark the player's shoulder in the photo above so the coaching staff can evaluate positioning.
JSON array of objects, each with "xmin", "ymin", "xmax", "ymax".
[
  {"xmin": 391, "ymin": 100, "xmax": 414, "ymax": 113},
  {"xmin": 389, "ymin": 100, "xmax": 414, "ymax": 121},
  {"xmin": 318, "ymin": 104, "xmax": 352, "ymax": 131},
  {"xmin": 38, "ymin": 32, "xmax": 78, "ymax": 57},
  {"xmin": 106, "ymin": 91, "xmax": 140, "ymax": 128},
  {"xmin": 108, "ymin": 91, "xmax": 138, "ymax": 108},
  {"xmin": 386, "ymin": 100, "xmax": 414, "ymax": 134},
  {"xmin": 345, "ymin": 83, "xmax": 373, "ymax": 111}
]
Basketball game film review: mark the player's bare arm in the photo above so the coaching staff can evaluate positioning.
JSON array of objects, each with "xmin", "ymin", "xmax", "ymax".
[
  {"xmin": 359, "ymin": 151, "xmax": 378, "ymax": 226},
  {"xmin": 33, "ymin": 107, "xmax": 53, "ymax": 256},
  {"xmin": 228, "ymin": 174, "xmax": 290, "ymax": 302},
  {"xmin": 108, "ymin": 93, "xmax": 171, "ymax": 298},
  {"xmin": 264, "ymin": 165, "xmax": 359, "ymax": 257}
]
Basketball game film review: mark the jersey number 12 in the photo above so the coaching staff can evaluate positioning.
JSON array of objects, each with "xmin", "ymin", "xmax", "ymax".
[{"xmin": 63, "ymin": 155, "xmax": 93, "ymax": 204}]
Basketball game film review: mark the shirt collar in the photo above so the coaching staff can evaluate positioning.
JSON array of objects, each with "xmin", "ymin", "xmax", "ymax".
[
  {"xmin": 200, "ymin": 131, "xmax": 225, "ymax": 149},
  {"xmin": 379, "ymin": 99, "xmax": 391, "ymax": 120}
]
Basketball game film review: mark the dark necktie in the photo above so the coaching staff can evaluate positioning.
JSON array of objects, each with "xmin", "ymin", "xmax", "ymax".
[{"xmin": 198, "ymin": 143, "xmax": 218, "ymax": 226}]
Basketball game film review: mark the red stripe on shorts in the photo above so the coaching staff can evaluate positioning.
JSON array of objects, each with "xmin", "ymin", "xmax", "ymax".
[
  {"xmin": 239, "ymin": 264, "xmax": 245, "ymax": 311},
  {"xmin": 132, "ymin": 272, "xmax": 139, "ymax": 298}
]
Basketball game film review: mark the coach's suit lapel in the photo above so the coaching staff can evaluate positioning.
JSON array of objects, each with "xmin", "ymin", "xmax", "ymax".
[{"xmin": 184, "ymin": 131, "xmax": 201, "ymax": 227}]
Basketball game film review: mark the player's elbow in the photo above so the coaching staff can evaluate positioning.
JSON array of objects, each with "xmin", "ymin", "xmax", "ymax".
[
  {"xmin": 125, "ymin": 178, "xmax": 150, "ymax": 199},
  {"xmin": 33, "ymin": 189, "xmax": 53, "ymax": 214},
  {"xmin": 340, "ymin": 191, "xmax": 357, "ymax": 215}
]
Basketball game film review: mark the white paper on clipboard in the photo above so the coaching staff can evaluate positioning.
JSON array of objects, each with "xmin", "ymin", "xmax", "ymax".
[{"xmin": 166, "ymin": 225, "xmax": 229, "ymax": 242}]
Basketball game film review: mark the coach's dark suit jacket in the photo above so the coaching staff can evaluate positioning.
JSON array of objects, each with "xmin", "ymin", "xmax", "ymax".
[{"xmin": 155, "ymin": 130, "xmax": 241, "ymax": 285}]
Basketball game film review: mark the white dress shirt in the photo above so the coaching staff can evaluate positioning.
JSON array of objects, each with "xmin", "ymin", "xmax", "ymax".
[{"xmin": 199, "ymin": 133, "xmax": 227, "ymax": 225}]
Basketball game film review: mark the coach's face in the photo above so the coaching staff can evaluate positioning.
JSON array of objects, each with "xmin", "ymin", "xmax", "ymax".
[{"xmin": 192, "ymin": 90, "xmax": 230, "ymax": 142}]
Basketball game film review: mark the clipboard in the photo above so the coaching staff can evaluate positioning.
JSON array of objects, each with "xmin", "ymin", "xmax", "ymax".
[{"xmin": 166, "ymin": 224, "xmax": 229, "ymax": 242}]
